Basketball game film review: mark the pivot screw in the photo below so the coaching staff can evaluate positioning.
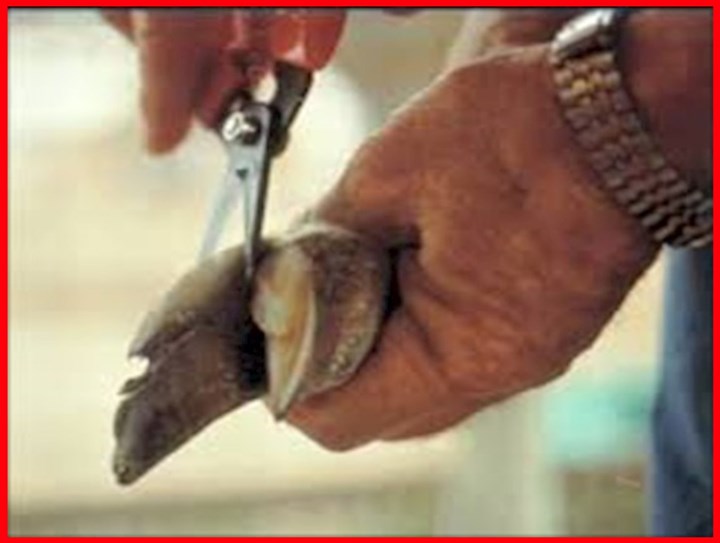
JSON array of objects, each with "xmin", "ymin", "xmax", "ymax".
[{"xmin": 222, "ymin": 111, "xmax": 261, "ymax": 144}]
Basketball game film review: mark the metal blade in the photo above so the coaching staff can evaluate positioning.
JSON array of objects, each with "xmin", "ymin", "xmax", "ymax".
[
  {"xmin": 197, "ymin": 102, "xmax": 273, "ymax": 265},
  {"xmin": 227, "ymin": 103, "xmax": 273, "ymax": 279},
  {"xmin": 239, "ymin": 156, "xmax": 269, "ymax": 281},
  {"xmin": 197, "ymin": 164, "xmax": 243, "ymax": 262}
]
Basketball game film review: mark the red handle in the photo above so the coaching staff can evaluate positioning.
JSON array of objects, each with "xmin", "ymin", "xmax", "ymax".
[{"xmin": 197, "ymin": 10, "xmax": 346, "ymax": 129}]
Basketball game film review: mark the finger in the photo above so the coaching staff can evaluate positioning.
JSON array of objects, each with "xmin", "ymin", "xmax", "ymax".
[
  {"xmin": 286, "ymin": 250, "xmax": 469, "ymax": 451},
  {"xmin": 286, "ymin": 307, "xmax": 453, "ymax": 451},
  {"xmin": 133, "ymin": 10, "xmax": 231, "ymax": 153},
  {"xmin": 102, "ymin": 9, "xmax": 134, "ymax": 41},
  {"xmin": 381, "ymin": 398, "xmax": 478, "ymax": 441},
  {"xmin": 381, "ymin": 382, "xmax": 515, "ymax": 440}
]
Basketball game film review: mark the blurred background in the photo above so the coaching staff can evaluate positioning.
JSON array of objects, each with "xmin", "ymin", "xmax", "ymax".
[{"xmin": 10, "ymin": 8, "xmax": 665, "ymax": 536}]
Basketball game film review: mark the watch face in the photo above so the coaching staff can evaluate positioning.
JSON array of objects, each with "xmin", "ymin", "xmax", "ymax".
[{"xmin": 552, "ymin": 9, "xmax": 617, "ymax": 61}]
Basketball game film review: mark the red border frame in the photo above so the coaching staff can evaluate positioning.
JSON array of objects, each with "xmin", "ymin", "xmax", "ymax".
[
  {"xmin": 1, "ymin": 1, "xmax": 717, "ymax": 6},
  {"xmin": 3, "ymin": 2, "xmax": 716, "ymax": 541}
]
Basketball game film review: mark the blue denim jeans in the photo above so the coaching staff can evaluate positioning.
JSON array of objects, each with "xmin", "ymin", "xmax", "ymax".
[{"xmin": 650, "ymin": 246, "xmax": 713, "ymax": 535}]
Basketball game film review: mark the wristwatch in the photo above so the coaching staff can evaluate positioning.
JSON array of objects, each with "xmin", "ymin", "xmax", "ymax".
[{"xmin": 550, "ymin": 9, "xmax": 712, "ymax": 248}]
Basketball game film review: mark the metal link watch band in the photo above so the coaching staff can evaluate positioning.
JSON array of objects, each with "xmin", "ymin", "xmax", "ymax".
[{"xmin": 550, "ymin": 9, "xmax": 712, "ymax": 248}]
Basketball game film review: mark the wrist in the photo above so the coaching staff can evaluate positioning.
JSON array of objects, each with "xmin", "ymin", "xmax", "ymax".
[
  {"xmin": 623, "ymin": 9, "xmax": 712, "ymax": 190},
  {"xmin": 549, "ymin": 9, "xmax": 712, "ymax": 247}
]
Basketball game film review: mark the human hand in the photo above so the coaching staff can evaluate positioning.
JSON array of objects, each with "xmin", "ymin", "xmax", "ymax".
[
  {"xmin": 286, "ymin": 43, "xmax": 659, "ymax": 450},
  {"xmin": 104, "ymin": 9, "xmax": 345, "ymax": 153}
]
